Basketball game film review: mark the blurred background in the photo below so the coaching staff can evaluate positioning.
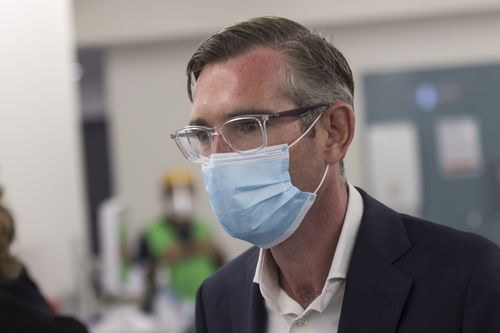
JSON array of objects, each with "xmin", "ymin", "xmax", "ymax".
[{"xmin": 1, "ymin": 0, "xmax": 500, "ymax": 332}]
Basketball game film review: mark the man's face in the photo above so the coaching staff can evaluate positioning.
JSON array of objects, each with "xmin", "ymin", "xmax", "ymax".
[{"xmin": 190, "ymin": 47, "xmax": 326, "ymax": 192}]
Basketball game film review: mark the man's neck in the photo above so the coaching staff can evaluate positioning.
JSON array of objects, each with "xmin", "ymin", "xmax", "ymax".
[{"xmin": 269, "ymin": 180, "xmax": 349, "ymax": 309}]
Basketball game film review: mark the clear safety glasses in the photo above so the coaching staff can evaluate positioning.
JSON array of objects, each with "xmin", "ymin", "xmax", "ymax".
[{"xmin": 170, "ymin": 103, "xmax": 330, "ymax": 163}]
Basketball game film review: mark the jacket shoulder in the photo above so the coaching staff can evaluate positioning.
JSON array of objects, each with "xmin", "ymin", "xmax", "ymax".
[
  {"xmin": 196, "ymin": 247, "xmax": 263, "ymax": 332},
  {"xmin": 203, "ymin": 246, "xmax": 259, "ymax": 293},
  {"xmin": 400, "ymin": 213, "xmax": 500, "ymax": 260}
]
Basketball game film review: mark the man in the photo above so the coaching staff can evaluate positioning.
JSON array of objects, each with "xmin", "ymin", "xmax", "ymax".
[{"xmin": 170, "ymin": 17, "xmax": 500, "ymax": 332}]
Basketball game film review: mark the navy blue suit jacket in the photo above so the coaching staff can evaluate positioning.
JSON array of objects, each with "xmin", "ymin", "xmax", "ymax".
[
  {"xmin": 196, "ymin": 188, "xmax": 500, "ymax": 332},
  {"xmin": 0, "ymin": 295, "xmax": 88, "ymax": 333}
]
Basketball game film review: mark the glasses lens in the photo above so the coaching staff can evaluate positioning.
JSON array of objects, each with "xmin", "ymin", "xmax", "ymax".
[
  {"xmin": 174, "ymin": 128, "xmax": 212, "ymax": 161},
  {"xmin": 220, "ymin": 117, "xmax": 265, "ymax": 152}
]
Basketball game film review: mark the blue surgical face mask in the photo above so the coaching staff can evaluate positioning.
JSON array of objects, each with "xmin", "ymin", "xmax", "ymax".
[{"xmin": 201, "ymin": 121, "xmax": 329, "ymax": 248}]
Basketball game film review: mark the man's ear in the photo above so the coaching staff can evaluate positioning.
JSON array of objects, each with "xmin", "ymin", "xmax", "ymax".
[{"xmin": 322, "ymin": 101, "xmax": 355, "ymax": 165}]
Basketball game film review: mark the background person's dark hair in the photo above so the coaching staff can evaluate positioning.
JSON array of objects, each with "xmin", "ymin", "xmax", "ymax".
[
  {"xmin": 0, "ymin": 186, "xmax": 21, "ymax": 280},
  {"xmin": 186, "ymin": 16, "xmax": 354, "ymax": 177}
]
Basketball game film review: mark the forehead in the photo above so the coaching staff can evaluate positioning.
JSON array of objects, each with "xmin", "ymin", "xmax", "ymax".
[{"xmin": 190, "ymin": 47, "xmax": 294, "ymax": 126}]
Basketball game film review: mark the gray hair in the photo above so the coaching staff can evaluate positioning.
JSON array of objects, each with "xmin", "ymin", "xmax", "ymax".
[{"xmin": 186, "ymin": 16, "xmax": 354, "ymax": 176}]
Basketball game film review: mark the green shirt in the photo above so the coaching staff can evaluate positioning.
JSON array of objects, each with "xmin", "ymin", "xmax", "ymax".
[{"xmin": 145, "ymin": 218, "xmax": 217, "ymax": 299}]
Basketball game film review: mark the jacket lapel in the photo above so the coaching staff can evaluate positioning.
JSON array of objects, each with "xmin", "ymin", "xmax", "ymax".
[{"xmin": 338, "ymin": 189, "xmax": 414, "ymax": 333}]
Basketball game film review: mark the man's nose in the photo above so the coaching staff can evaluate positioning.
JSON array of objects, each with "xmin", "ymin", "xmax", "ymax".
[{"xmin": 212, "ymin": 135, "xmax": 232, "ymax": 154}]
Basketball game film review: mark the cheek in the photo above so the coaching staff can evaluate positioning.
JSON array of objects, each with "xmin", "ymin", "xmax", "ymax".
[
  {"xmin": 266, "ymin": 120, "xmax": 302, "ymax": 146},
  {"xmin": 288, "ymin": 138, "xmax": 324, "ymax": 192}
]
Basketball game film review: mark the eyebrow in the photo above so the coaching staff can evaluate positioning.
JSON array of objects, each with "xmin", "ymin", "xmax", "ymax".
[
  {"xmin": 189, "ymin": 108, "xmax": 274, "ymax": 127},
  {"xmin": 189, "ymin": 118, "xmax": 211, "ymax": 127}
]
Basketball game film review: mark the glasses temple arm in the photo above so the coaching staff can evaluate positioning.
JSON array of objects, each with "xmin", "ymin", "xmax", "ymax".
[{"xmin": 269, "ymin": 102, "xmax": 330, "ymax": 119}]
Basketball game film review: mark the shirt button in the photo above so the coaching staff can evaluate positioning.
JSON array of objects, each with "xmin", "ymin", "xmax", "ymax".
[{"xmin": 297, "ymin": 317, "xmax": 308, "ymax": 327}]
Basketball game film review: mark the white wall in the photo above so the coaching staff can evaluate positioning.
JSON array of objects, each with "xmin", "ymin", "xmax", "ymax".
[
  {"xmin": 74, "ymin": 0, "xmax": 500, "ymax": 47},
  {"xmin": 0, "ymin": 0, "xmax": 87, "ymax": 299},
  {"xmin": 81, "ymin": 6, "xmax": 500, "ymax": 259}
]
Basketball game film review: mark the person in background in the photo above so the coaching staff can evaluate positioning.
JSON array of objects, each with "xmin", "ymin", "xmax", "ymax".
[
  {"xmin": 0, "ymin": 185, "xmax": 52, "ymax": 312},
  {"xmin": 0, "ymin": 185, "xmax": 89, "ymax": 332},
  {"xmin": 170, "ymin": 16, "xmax": 500, "ymax": 333},
  {"xmin": 138, "ymin": 168, "xmax": 222, "ymax": 310}
]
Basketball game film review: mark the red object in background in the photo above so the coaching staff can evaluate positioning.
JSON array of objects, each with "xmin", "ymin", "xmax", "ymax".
[{"xmin": 49, "ymin": 297, "xmax": 61, "ymax": 313}]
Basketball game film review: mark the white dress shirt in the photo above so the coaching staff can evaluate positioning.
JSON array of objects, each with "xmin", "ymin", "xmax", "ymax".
[{"xmin": 253, "ymin": 182, "xmax": 364, "ymax": 333}]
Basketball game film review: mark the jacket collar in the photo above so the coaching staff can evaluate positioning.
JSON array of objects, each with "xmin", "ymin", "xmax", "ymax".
[{"xmin": 338, "ymin": 188, "xmax": 413, "ymax": 333}]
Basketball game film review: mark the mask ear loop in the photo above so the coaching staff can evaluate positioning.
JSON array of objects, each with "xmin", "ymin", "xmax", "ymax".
[
  {"xmin": 289, "ymin": 110, "xmax": 325, "ymax": 148},
  {"xmin": 287, "ymin": 109, "xmax": 330, "ymax": 194},
  {"xmin": 313, "ymin": 164, "xmax": 329, "ymax": 194}
]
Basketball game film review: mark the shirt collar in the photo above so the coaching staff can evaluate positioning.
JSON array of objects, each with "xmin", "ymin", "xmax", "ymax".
[{"xmin": 327, "ymin": 182, "xmax": 363, "ymax": 280}]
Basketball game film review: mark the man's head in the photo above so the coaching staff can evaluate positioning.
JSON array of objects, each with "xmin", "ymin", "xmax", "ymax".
[
  {"xmin": 173, "ymin": 17, "xmax": 356, "ymax": 247},
  {"xmin": 186, "ymin": 17, "xmax": 354, "ymax": 179}
]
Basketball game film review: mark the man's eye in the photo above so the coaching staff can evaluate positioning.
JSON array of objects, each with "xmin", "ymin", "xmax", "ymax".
[
  {"xmin": 196, "ymin": 131, "xmax": 210, "ymax": 142},
  {"xmin": 237, "ymin": 120, "xmax": 259, "ymax": 133}
]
